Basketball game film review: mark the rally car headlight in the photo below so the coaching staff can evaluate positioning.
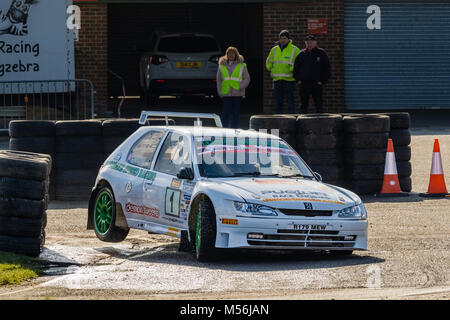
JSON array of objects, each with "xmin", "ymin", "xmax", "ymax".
[
  {"xmin": 233, "ymin": 201, "xmax": 278, "ymax": 216},
  {"xmin": 336, "ymin": 204, "xmax": 367, "ymax": 219}
]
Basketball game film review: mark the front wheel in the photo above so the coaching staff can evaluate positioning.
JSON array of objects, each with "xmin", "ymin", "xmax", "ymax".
[
  {"xmin": 194, "ymin": 199, "xmax": 217, "ymax": 262},
  {"xmin": 93, "ymin": 187, "xmax": 129, "ymax": 242}
]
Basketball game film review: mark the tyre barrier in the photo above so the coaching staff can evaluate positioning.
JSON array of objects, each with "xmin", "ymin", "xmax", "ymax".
[
  {"xmin": 9, "ymin": 118, "xmax": 177, "ymax": 201},
  {"xmin": 9, "ymin": 121, "xmax": 56, "ymax": 199},
  {"xmin": 296, "ymin": 114, "xmax": 344, "ymax": 186},
  {"xmin": 55, "ymin": 120, "xmax": 104, "ymax": 201},
  {"xmin": 249, "ymin": 115, "xmax": 297, "ymax": 148},
  {"xmin": 0, "ymin": 150, "xmax": 50, "ymax": 257},
  {"xmin": 343, "ymin": 114, "xmax": 391, "ymax": 195}
]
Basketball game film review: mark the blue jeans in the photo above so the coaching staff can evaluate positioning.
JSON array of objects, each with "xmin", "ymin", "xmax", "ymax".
[
  {"xmin": 221, "ymin": 97, "xmax": 242, "ymax": 128},
  {"xmin": 274, "ymin": 80, "xmax": 296, "ymax": 114}
]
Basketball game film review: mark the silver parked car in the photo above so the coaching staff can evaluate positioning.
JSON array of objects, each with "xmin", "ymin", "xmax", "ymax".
[{"xmin": 139, "ymin": 32, "xmax": 222, "ymax": 105}]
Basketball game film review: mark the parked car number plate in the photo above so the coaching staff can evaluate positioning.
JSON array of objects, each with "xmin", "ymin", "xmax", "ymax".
[
  {"xmin": 176, "ymin": 62, "xmax": 202, "ymax": 69},
  {"xmin": 292, "ymin": 224, "xmax": 327, "ymax": 231}
]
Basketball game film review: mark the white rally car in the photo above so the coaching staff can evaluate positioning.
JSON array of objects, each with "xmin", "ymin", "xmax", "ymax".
[{"xmin": 87, "ymin": 112, "xmax": 367, "ymax": 261}]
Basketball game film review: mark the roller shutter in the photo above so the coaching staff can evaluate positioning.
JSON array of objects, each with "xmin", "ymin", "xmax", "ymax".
[{"xmin": 345, "ymin": 0, "xmax": 450, "ymax": 110}]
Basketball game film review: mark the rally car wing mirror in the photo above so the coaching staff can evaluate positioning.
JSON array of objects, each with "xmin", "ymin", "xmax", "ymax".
[{"xmin": 177, "ymin": 167, "xmax": 195, "ymax": 180}]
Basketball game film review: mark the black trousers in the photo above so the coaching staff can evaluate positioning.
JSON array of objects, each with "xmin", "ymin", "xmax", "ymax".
[{"xmin": 299, "ymin": 82, "xmax": 324, "ymax": 114}]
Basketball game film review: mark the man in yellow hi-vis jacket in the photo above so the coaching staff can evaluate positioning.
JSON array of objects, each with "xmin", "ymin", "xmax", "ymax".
[{"xmin": 266, "ymin": 30, "xmax": 301, "ymax": 114}]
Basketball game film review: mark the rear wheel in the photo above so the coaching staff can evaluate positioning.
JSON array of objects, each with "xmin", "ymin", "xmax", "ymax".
[
  {"xmin": 194, "ymin": 199, "xmax": 217, "ymax": 262},
  {"xmin": 93, "ymin": 187, "xmax": 129, "ymax": 242}
]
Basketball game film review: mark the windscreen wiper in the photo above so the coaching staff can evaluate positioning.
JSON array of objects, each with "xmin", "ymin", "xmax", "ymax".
[{"xmin": 231, "ymin": 171, "xmax": 261, "ymax": 177}]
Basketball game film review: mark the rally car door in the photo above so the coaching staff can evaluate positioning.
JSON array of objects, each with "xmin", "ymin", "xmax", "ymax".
[
  {"xmin": 149, "ymin": 131, "xmax": 193, "ymax": 229},
  {"xmin": 121, "ymin": 129, "xmax": 166, "ymax": 223}
]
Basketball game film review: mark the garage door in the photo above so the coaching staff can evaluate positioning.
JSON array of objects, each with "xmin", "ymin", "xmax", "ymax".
[
  {"xmin": 108, "ymin": 3, "xmax": 263, "ymax": 109},
  {"xmin": 345, "ymin": 0, "xmax": 450, "ymax": 110}
]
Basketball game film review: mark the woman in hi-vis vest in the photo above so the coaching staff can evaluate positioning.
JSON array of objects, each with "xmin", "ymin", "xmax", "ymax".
[{"xmin": 216, "ymin": 47, "xmax": 250, "ymax": 128}]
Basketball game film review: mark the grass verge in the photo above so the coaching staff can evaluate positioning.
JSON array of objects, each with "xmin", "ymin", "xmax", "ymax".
[{"xmin": 0, "ymin": 251, "xmax": 45, "ymax": 286}]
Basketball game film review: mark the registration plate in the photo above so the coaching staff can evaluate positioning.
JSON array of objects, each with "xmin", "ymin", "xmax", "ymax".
[
  {"xmin": 176, "ymin": 62, "xmax": 202, "ymax": 69},
  {"xmin": 292, "ymin": 224, "xmax": 327, "ymax": 231}
]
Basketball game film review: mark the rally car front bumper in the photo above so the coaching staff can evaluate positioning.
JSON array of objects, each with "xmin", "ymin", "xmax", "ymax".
[{"xmin": 215, "ymin": 216, "xmax": 368, "ymax": 251}]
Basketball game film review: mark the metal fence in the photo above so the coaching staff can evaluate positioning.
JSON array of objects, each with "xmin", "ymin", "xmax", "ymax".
[{"xmin": 0, "ymin": 79, "xmax": 95, "ymax": 131}]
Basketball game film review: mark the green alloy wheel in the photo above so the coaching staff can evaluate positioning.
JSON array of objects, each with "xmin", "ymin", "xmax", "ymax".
[
  {"xmin": 94, "ymin": 189, "xmax": 114, "ymax": 236},
  {"xmin": 93, "ymin": 186, "xmax": 129, "ymax": 242}
]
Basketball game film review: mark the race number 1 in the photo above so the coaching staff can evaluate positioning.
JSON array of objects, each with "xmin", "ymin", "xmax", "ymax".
[{"xmin": 165, "ymin": 188, "xmax": 181, "ymax": 216}]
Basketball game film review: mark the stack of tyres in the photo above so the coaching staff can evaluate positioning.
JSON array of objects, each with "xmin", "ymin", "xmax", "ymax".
[
  {"xmin": 343, "ymin": 114, "xmax": 393, "ymax": 195},
  {"xmin": 380, "ymin": 112, "xmax": 412, "ymax": 192},
  {"xmin": 296, "ymin": 114, "xmax": 344, "ymax": 186},
  {"xmin": 249, "ymin": 115, "xmax": 297, "ymax": 150},
  {"xmin": 55, "ymin": 120, "xmax": 104, "ymax": 201},
  {"xmin": 102, "ymin": 118, "xmax": 175, "ymax": 159},
  {"xmin": 9, "ymin": 121, "xmax": 56, "ymax": 199},
  {"xmin": 0, "ymin": 150, "xmax": 51, "ymax": 257}
]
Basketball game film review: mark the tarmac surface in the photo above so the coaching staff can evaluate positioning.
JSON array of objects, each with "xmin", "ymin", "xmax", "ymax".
[{"xmin": 0, "ymin": 132, "xmax": 449, "ymax": 300}]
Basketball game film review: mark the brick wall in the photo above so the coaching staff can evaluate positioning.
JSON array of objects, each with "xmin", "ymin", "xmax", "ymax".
[
  {"xmin": 263, "ymin": 0, "xmax": 345, "ymax": 114},
  {"xmin": 74, "ymin": 3, "xmax": 108, "ymax": 116}
]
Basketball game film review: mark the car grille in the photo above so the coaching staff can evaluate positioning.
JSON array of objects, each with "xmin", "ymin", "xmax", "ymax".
[
  {"xmin": 278, "ymin": 209, "xmax": 333, "ymax": 217},
  {"xmin": 247, "ymin": 230, "xmax": 356, "ymax": 248}
]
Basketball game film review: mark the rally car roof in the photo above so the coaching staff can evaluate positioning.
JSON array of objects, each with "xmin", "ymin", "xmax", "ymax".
[{"xmin": 141, "ymin": 126, "xmax": 282, "ymax": 140}]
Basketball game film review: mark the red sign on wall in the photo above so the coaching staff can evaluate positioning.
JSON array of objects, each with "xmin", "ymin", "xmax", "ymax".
[{"xmin": 307, "ymin": 19, "xmax": 328, "ymax": 35}]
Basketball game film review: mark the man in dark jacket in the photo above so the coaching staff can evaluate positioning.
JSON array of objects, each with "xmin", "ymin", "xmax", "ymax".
[{"xmin": 293, "ymin": 35, "xmax": 331, "ymax": 114}]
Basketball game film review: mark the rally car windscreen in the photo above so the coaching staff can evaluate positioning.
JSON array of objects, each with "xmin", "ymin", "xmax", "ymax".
[{"xmin": 194, "ymin": 136, "xmax": 314, "ymax": 178}]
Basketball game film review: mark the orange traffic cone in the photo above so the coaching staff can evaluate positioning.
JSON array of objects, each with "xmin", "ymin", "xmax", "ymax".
[
  {"xmin": 420, "ymin": 139, "xmax": 449, "ymax": 197},
  {"xmin": 376, "ymin": 139, "xmax": 409, "ymax": 197}
]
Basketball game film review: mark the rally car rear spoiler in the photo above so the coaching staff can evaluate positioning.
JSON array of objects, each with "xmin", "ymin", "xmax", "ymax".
[{"xmin": 139, "ymin": 111, "xmax": 223, "ymax": 128}]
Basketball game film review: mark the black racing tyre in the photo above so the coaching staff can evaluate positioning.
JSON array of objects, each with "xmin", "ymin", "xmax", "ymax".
[
  {"xmin": 309, "ymin": 166, "xmax": 344, "ymax": 181},
  {"xmin": 55, "ymin": 169, "xmax": 98, "ymax": 186},
  {"xmin": 389, "ymin": 129, "xmax": 411, "ymax": 147},
  {"xmin": 379, "ymin": 112, "xmax": 411, "ymax": 129},
  {"xmin": 0, "ymin": 234, "xmax": 45, "ymax": 257},
  {"xmin": 55, "ymin": 153, "xmax": 104, "ymax": 170},
  {"xmin": 0, "ymin": 215, "xmax": 44, "ymax": 238},
  {"xmin": 102, "ymin": 119, "xmax": 140, "ymax": 137},
  {"xmin": 193, "ymin": 199, "xmax": 217, "ymax": 262},
  {"xmin": 9, "ymin": 120, "xmax": 55, "ymax": 138},
  {"xmin": 298, "ymin": 133, "xmax": 343, "ymax": 150},
  {"xmin": 296, "ymin": 114, "xmax": 343, "ymax": 135},
  {"xmin": 395, "ymin": 146, "xmax": 411, "ymax": 161},
  {"xmin": 344, "ymin": 132, "xmax": 389, "ymax": 149},
  {"xmin": 298, "ymin": 149, "xmax": 343, "ymax": 166},
  {"xmin": 56, "ymin": 136, "xmax": 104, "ymax": 154},
  {"xmin": 250, "ymin": 114, "xmax": 297, "ymax": 129},
  {"xmin": 249, "ymin": 115, "xmax": 297, "ymax": 137},
  {"xmin": 343, "ymin": 114, "xmax": 390, "ymax": 133},
  {"xmin": 0, "ymin": 177, "xmax": 46, "ymax": 200},
  {"xmin": 346, "ymin": 180, "xmax": 383, "ymax": 195},
  {"xmin": 0, "ymin": 154, "xmax": 50, "ymax": 181},
  {"xmin": 9, "ymin": 137, "xmax": 55, "ymax": 155},
  {"xmin": 56, "ymin": 120, "xmax": 103, "ymax": 137},
  {"xmin": 346, "ymin": 164, "xmax": 385, "ymax": 180},
  {"xmin": 344, "ymin": 148, "xmax": 386, "ymax": 165},
  {"xmin": 92, "ymin": 186, "xmax": 129, "ymax": 242},
  {"xmin": 397, "ymin": 161, "xmax": 412, "ymax": 178},
  {"xmin": 0, "ymin": 198, "xmax": 46, "ymax": 219},
  {"xmin": 0, "ymin": 150, "xmax": 52, "ymax": 163},
  {"xmin": 399, "ymin": 177, "xmax": 412, "ymax": 192}
]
